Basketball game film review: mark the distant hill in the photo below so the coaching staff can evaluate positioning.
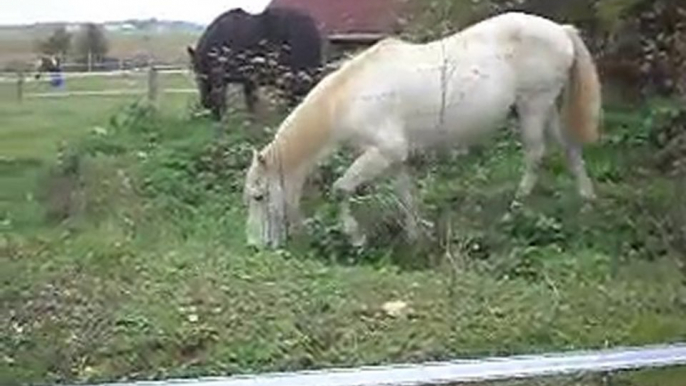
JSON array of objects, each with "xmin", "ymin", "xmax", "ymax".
[
  {"xmin": 102, "ymin": 19, "xmax": 206, "ymax": 34},
  {"xmin": 0, "ymin": 18, "xmax": 206, "ymax": 34}
]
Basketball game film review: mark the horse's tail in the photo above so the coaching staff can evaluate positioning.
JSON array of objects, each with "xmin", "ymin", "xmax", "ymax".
[{"xmin": 560, "ymin": 25, "xmax": 602, "ymax": 144}]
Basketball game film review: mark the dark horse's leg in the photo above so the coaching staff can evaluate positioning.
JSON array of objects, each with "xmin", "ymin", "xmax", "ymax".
[
  {"xmin": 210, "ymin": 82, "xmax": 228, "ymax": 121},
  {"xmin": 243, "ymin": 80, "xmax": 259, "ymax": 115},
  {"xmin": 211, "ymin": 105, "xmax": 224, "ymax": 121}
]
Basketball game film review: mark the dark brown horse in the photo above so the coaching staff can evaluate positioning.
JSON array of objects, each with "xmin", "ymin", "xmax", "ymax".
[{"xmin": 187, "ymin": 7, "xmax": 324, "ymax": 120}]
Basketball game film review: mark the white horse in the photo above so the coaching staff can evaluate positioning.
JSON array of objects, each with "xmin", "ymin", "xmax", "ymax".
[{"xmin": 243, "ymin": 12, "xmax": 602, "ymax": 249}]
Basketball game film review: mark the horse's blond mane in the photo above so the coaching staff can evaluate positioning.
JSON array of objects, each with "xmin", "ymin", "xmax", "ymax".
[{"xmin": 260, "ymin": 38, "xmax": 400, "ymax": 173}]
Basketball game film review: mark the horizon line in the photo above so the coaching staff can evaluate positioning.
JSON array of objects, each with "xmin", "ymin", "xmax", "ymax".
[{"xmin": 0, "ymin": 18, "xmax": 209, "ymax": 28}]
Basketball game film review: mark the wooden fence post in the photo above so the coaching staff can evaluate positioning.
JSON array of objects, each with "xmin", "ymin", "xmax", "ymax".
[
  {"xmin": 16, "ymin": 71, "xmax": 24, "ymax": 103},
  {"xmin": 147, "ymin": 65, "xmax": 159, "ymax": 108}
]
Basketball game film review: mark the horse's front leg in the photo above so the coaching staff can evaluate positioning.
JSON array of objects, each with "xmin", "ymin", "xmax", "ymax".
[
  {"xmin": 332, "ymin": 147, "xmax": 395, "ymax": 247},
  {"xmin": 210, "ymin": 83, "xmax": 228, "ymax": 121}
]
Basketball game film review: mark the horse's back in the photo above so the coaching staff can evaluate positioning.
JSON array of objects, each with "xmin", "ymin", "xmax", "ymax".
[
  {"xmin": 197, "ymin": 9, "xmax": 263, "ymax": 52},
  {"xmin": 263, "ymin": 7, "xmax": 323, "ymax": 68},
  {"xmin": 341, "ymin": 36, "xmax": 513, "ymax": 123},
  {"xmin": 460, "ymin": 12, "xmax": 570, "ymax": 42},
  {"xmin": 195, "ymin": 7, "xmax": 322, "ymax": 70},
  {"xmin": 333, "ymin": 13, "xmax": 577, "ymax": 149},
  {"xmin": 461, "ymin": 12, "xmax": 575, "ymax": 78},
  {"xmin": 436, "ymin": 12, "xmax": 576, "ymax": 104}
]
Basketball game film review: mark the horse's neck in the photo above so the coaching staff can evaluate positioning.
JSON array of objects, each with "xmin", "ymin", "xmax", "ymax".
[
  {"xmin": 260, "ymin": 39, "xmax": 391, "ymax": 206},
  {"xmin": 263, "ymin": 71, "xmax": 339, "ymax": 170},
  {"xmin": 264, "ymin": 127, "xmax": 328, "ymax": 185},
  {"xmin": 261, "ymin": 104, "xmax": 336, "ymax": 214}
]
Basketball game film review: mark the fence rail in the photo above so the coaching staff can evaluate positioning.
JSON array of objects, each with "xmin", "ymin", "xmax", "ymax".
[
  {"xmin": 62, "ymin": 343, "xmax": 686, "ymax": 386},
  {"xmin": 0, "ymin": 66, "xmax": 191, "ymax": 83},
  {"xmin": 2, "ymin": 58, "xmax": 351, "ymax": 103},
  {"xmin": 3, "ymin": 66, "xmax": 196, "ymax": 103},
  {"xmin": 23, "ymin": 88, "xmax": 197, "ymax": 98},
  {"xmin": 0, "ymin": 68, "xmax": 190, "ymax": 84}
]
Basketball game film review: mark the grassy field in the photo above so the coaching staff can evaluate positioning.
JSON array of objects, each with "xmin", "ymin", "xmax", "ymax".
[{"xmin": 1, "ymin": 74, "xmax": 686, "ymax": 386}]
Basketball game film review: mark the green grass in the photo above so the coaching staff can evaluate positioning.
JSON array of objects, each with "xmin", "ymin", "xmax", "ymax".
[
  {"xmin": 0, "ymin": 73, "xmax": 200, "ymax": 234},
  {"xmin": 1, "ymin": 77, "xmax": 685, "ymax": 386}
]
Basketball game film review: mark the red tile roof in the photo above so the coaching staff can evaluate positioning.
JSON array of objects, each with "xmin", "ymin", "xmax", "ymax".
[{"xmin": 267, "ymin": 0, "xmax": 410, "ymax": 36}]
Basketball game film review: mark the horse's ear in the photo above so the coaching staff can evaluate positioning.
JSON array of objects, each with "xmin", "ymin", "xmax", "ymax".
[{"xmin": 187, "ymin": 46, "xmax": 195, "ymax": 58}]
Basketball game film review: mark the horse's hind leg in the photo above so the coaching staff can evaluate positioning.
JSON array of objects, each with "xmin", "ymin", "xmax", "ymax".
[
  {"xmin": 547, "ymin": 107, "xmax": 596, "ymax": 200},
  {"xmin": 243, "ymin": 81, "xmax": 259, "ymax": 114},
  {"xmin": 512, "ymin": 96, "xmax": 555, "ymax": 207}
]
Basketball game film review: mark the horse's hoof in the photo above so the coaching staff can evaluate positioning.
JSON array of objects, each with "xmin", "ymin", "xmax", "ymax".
[
  {"xmin": 581, "ymin": 191, "xmax": 597, "ymax": 202},
  {"xmin": 350, "ymin": 234, "xmax": 367, "ymax": 248},
  {"xmin": 501, "ymin": 200, "xmax": 523, "ymax": 223},
  {"xmin": 403, "ymin": 222, "xmax": 419, "ymax": 241},
  {"xmin": 420, "ymin": 218, "xmax": 436, "ymax": 230},
  {"xmin": 508, "ymin": 198, "xmax": 524, "ymax": 212},
  {"xmin": 580, "ymin": 200, "xmax": 595, "ymax": 214}
]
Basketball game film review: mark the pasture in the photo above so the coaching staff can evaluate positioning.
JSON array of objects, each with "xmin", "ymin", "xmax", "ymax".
[{"xmin": 1, "ymin": 68, "xmax": 686, "ymax": 385}]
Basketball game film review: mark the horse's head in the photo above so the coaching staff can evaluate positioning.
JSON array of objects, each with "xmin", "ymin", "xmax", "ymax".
[
  {"xmin": 187, "ymin": 46, "xmax": 211, "ymax": 106},
  {"xmin": 243, "ymin": 148, "xmax": 290, "ymax": 249},
  {"xmin": 188, "ymin": 46, "xmax": 226, "ymax": 118}
]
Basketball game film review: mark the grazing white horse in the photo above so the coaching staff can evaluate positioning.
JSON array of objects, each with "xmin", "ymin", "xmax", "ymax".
[{"xmin": 244, "ymin": 12, "xmax": 602, "ymax": 249}]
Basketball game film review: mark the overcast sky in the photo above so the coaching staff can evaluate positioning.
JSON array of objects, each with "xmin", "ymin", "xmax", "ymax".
[{"xmin": 0, "ymin": 0, "xmax": 273, "ymax": 25}]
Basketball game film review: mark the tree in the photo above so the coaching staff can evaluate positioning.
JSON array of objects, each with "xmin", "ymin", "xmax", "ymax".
[
  {"xmin": 36, "ymin": 26, "xmax": 72, "ymax": 57},
  {"xmin": 75, "ymin": 23, "xmax": 109, "ymax": 62}
]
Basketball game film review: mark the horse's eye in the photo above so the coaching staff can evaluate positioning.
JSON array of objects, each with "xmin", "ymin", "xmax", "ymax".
[{"xmin": 253, "ymin": 193, "xmax": 265, "ymax": 201}]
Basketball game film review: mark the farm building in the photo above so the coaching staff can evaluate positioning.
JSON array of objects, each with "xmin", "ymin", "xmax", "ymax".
[{"xmin": 267, "ymin": 0, "xmax": 413, "ymax": 58}]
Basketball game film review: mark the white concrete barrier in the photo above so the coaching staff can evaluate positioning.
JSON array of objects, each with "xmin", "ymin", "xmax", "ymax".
[{"xmin": 59, "ymin": 343, "xmax": 686, "ymax": 386}]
